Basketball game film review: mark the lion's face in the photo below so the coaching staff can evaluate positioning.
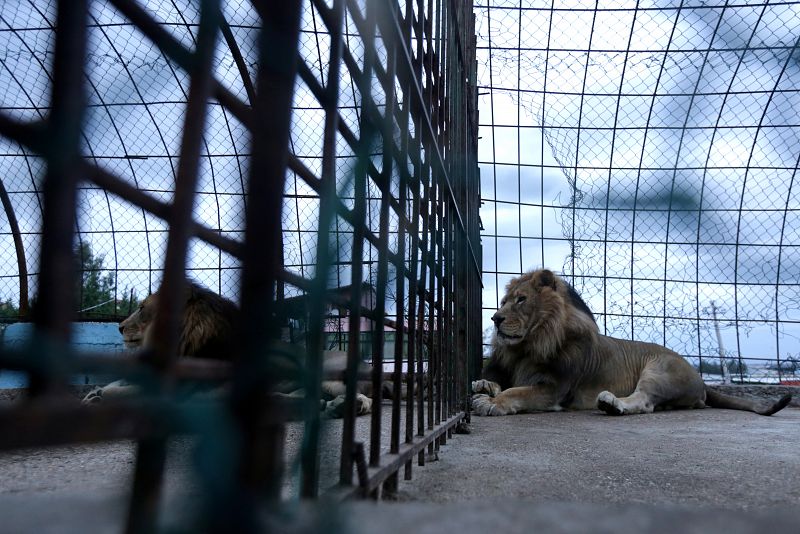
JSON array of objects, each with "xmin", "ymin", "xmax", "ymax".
[
  {"xmin": 492, "ymin": 270, "xmax": 559, "ymax": 347},
  {"xmin": 119, "ymin": 293, "xmax": 158, "ymax": 349}
]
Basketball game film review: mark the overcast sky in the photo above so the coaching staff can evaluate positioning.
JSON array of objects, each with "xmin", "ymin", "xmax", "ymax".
[{"xmin": 475, "ymin": 1, "xmax": 800, "ymax": 374}]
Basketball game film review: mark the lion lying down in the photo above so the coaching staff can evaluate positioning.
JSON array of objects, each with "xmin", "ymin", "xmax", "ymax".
[
  {"xmin": 472, "ymin": 269, "xmax": 792, "ymax": 417},
  {"xmin": 83, "ymin": 281, "xmax": 378, "ymax": 417}
]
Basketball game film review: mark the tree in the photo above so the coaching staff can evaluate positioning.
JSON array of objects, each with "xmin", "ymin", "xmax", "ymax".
[
  {"xmin": 695, "ymin": 358, "xmax": 749, "ymax": 377},
  {"xmin": 74, "ymin": 242, "xmax": 139, "ymax": 319},
  {"xmin": 0, "ymin": 298, "xmax": 19, "ymax": 319},
  {"xmin": 0, "ymin": 242, "xmax": 139, "ymax": 324}
]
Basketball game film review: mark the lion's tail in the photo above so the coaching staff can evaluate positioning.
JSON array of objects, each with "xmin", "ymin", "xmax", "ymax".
[{"xmin": 704, "ymin": 387, "xmax": 792, "ymax": 416}]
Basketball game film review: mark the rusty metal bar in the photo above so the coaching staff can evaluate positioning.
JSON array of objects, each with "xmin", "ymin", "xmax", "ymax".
[
  {"xmin": 125, "ymin": 1, "xmax": 222, "ymax": 532},
  {"xmin": 219, "ymin": 14, "xmax": 256, "ymax": 108},
  {"xmin": 0, "ymin": 0, "xmax": 480, "ymax": 514},
  {"xmin": 338, "ymin": 0, "xmax": 377, "ymax": 486},
  {"xmin": 385, "ymin": 0, "xmax": 416, "ymax": 496},
  {"xmin": 26, "ymin": 0, "xmax": 87, "ymax": 396},
  {"xmin": 326, "ymin": 411, "xmax": 466, "ymax": 500},
  {"xmin": 300, "ymin": 0, "xmax": 346, "ymax": 499},
  {"xmin": 448, "ymin": 0, "xmax": 461, "ymax": 425},
  {"xmin": 232, "ymin": 0, "xmax": 303, "ymax": 511},
  {"xmin": 466, "ymin": 8, "xmax": 481, "ymax": 417},
  {"xmin": 0, "ymin": 177, "xmax": 28, "ymax": 316},
  {"xmin": 367, "ymin": 1, "xmax": 401, "ymax": 470},
  {"xmin": 0, "ymin": 399, "xmax": 175, "ymax": 450},
  {"xmin": 403, "ymin": 110, "xmax": 423, "ymax": 481}
]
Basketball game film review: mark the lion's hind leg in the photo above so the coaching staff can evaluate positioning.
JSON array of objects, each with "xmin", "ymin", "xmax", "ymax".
[
  {"xmin": 597, "ymin": 356, "xmax": 705, "ymax": 416},
  {"xmin": 596, "ymin": 390, "xmax": 654, "ymax": 415},
  {"xmin": 82, "ymin": 380, "xmax": 138, "ymax": 404}
]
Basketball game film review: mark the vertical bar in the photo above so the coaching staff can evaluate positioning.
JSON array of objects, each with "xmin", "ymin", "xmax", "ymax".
[
  {"xmin": 403, "ymin": 0, "xmax": 429, "ymax": 482},
  {"xmin": 415, "ymin": 160, "xmax": 431, "ymax": 466},
  {"xmin": 403, "ymin": 160, "xmax": 420, "ymax": 475},
  {"xmin": 0, "ymin": 182, "xmax": 28, "ymax": 316},
  {"xmin": 430, "ymin": 1, "xmax": 444, "ymax": 422},
  {"xmin": 455, "ymin": 0, "xmax": 469, "ymax": 422},
  {"xmin": 387, "ymin": 0, "xmax": 415, "ymax": 492},
  {"xmin": 421, "ymin": 0, "xmax": 445, "ymax": 464},
  {"xmin": 428, "ymin": 179, "xmax": 440, "ymax": 457},
  {"xmin": 467, "ymin": 9, "xmax": 481, "ymax": 416},
  {"xmin": 369, "ymin": 1, "xmax": 398, "ymax": 468},
  {"xmin": 301, "ymin": 0, "xmax": 346, "ymax": 499},
  {"xmin": 232, "ymin": 0, "xmax": 302, "ymax": 516},
  {"xmin": 429, "ymin": 189, "xmax": 439, "ymax": 453},
  {"xmin": 447, "ymin": 0, "xmax": 457, "ymax": 425},
  {"xmin": 126, "ymin": 2, "xmax": 221, "ymax": 532},
  {"xmin": 340, "ymin": 0, "xmax": 378, "ymax": 487},
  {"xmin": 31, "ymin": 0, "xmax": 87, "ymax": 395}
]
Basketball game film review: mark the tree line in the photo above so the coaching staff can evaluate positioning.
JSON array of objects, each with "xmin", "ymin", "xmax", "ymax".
[{"xmin": 0, "ymin": 242, "xmax": 140, "ymax": 322}]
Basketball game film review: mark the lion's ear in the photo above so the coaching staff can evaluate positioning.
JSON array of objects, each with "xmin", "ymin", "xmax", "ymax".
[{"xmin": 536, "ymin": 269, "xmax": 558, "ymax": 290}]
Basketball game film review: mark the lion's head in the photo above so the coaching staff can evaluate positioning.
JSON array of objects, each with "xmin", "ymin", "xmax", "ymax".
[
  {"xmin": 119, "ymin": 293, "xmax": 158, "ymax": 349},
  {"xmin": 492, "ymin": 269, "xmax": 597, "ymax": 353},
  {"xmin": 118, "ymin": 282, "xmax": 238, "ymax": 359}
]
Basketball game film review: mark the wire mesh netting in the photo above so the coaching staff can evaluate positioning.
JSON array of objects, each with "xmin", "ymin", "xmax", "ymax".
[
  {"xmin": 477, "ymin": 1, "xmax": 800, "ymax": 383},
  {"xmin": 1, "ymin": 0, "xmax": 257, "ymax": 317},
  {"xmin": 1, "ymin": 0, "xmax": 477, "ymax": 335}
]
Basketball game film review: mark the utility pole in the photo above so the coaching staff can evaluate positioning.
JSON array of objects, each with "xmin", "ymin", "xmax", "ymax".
[{"xmin": 710, "ymin": 301, "xmax": 730, "ymax": 385}]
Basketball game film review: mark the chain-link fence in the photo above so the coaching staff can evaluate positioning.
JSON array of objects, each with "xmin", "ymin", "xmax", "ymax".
[{"xmin": 477, "ymin": 1, "xmax": 800, "ymax": 385}]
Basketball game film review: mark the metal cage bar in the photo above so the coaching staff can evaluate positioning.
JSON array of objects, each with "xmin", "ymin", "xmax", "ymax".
[{"xmin": 0, "ymin": 0, "xmax": 481, "ymax": 527}]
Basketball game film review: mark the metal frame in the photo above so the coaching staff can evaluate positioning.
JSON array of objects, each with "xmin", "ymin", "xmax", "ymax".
[
  {"xmin": 0, "ymin": 0, "xmax": 480, "ymax": 529},
  {"xmin": 477, "ymin": 1, "xmax": 800, "ymax": 384}
]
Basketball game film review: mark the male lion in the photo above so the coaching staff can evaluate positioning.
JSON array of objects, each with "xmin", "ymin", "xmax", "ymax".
[
  {"xmin": 84, "ymin": 281, "xmax": 374, "ymax": 417},
  {"xmin": 118, "ymin": 280, "xmax": 238, "ymax": 359},
  {"xmin": 472, "ymin": 269, "xmax": 792, "ymax": 417}
]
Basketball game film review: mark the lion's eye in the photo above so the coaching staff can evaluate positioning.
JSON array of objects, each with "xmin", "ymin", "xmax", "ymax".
[{"xmin": 516, "ymin": 296, "xmax": 526, "ymax": 304}]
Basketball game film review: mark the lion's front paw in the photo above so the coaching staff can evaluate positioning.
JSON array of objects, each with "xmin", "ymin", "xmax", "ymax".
[
  {"xmin": 596, "ymin": 391, "xmax": 624, "ymax": 416},
  {"xmin": 471, "ymin": 393, "xmax": 512, "ymax": 416},
  {"xmin": 355, "ymin": 393, "xmax": 372, "ymax": 415},
  {"xmin": 324, "ymin": 393, "xmax": 373, "ymax": 418},
  {"xmin": 471, "ymin": 379, "xmax": 501, "ymax": 397},
  {"xmin": 82, "ymin": 387, "xmax": 104, "ymax": 405}
]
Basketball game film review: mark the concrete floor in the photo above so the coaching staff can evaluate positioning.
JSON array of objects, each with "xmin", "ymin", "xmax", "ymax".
[
  {"xmin": 397, "ymin": 407, "xmax": 800, "ymax": 508},
  {"xmin": 0, "ymin": 403, "xmax": 798, "ymax": 532}
]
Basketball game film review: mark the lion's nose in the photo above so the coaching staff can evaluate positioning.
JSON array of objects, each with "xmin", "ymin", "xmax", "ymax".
[
  {"xmin": 492, "ymin": 313, "xmax": 505, "ymax": 326},
  {"xmin": 118, "ymin": 325, "xmax": 124, "ymax": 334}
]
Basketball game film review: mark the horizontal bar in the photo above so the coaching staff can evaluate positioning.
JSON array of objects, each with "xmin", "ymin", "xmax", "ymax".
[
  {"xmin": 0, "ymin": 349, "xmax": 232, "ymax": 381},
  {"xmin": 83, "ymin": 163, "xmax": 244, "ymax": 257},
  {"xmin": 324, "ymin": 411, "xmax": 466, "ymax": 499},
  {"xmin": 107, "ymin": 0, "xmax": 251, "ymax": 128},
  {"xmin": 0, "ymin": 397, "xmax": 177, "ymax": 450},
  {"xmin": 0, "ymin": 114, "xmax": 244, "ymax": 259}
]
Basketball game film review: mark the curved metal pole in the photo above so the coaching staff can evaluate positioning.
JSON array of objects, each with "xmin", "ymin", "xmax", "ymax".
[
  {"xmin": 220, "ymin": 14, "xmax": 256, "ymax": 108},
  {"xmin": 0, "ymin": 176, "xmax": 29, "ymax": 317}
]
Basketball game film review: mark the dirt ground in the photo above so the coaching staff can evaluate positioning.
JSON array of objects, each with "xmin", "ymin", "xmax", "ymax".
[{"xmin": 0, "ymin": 400, "xmax": 798, "ymax": 532}]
